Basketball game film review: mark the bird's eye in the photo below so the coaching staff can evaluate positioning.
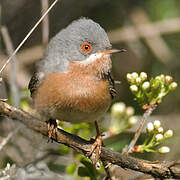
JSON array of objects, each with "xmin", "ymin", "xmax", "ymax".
[{"xmin": 81, "ymin": 42, "xmax": 93, "ymax": 54}]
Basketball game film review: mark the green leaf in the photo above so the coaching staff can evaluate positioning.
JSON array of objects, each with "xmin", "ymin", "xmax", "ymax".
[
  {"xmin": 58, "ymin": 145, "xmax": 70, "ymax": 155},
  {"xmin": 66, "ymin": 163, "xmax": 76, "ymax": 175}
]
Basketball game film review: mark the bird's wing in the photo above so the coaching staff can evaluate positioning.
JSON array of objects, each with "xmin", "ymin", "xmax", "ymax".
[
  {"xmin": 104, "ymin": 72, "xmax": 116, "ymax": 99},
  {"xmin": 28, "ymin": 72, "xmax": 45, "ymax": 98}
]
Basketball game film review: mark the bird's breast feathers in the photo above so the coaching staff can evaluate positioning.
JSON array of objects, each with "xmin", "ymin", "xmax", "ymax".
[
  {"xmin": 34, "ymin": 73, "xmax": 111, "ymax": 122},
  {"xmin": 33, "ymin": 54, "xmax": 113, "ymax": 123}
]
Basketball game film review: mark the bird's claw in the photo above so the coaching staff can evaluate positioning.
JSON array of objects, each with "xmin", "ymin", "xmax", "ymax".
[
  {"xmin": 87, "ymin": 135, "xmax": 102, "ymax": 168},
  {"xmin": 46, "ymin": 119, "xmax": 58, "ymax": 142}
]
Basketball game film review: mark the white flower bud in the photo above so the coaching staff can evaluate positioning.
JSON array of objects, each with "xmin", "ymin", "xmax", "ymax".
[
  {"xmin": 160, "ymin": 74, "xmax": 165, "ymax": 80},
  {"xmin": 131, "ymin": 72, "xmax": 138, "ymax": 79},
  {"xmin": 142, "ymin": 81, "xmax": 150, "ymax": 91},
  {"xmin": 154, "ymin": 120, "xmax": 161, "ymax": 129},
  {"xmin": 165, "ymin": 75, "xmax": 173, "ymax": 84},
  {"xmin": 135, "ymin": 77, "xmax": 142, "ymax": 84},
  {"xmin": 127, "ymin": 73, "xmax": 132, "ymax": 82},
  {"xmin": 164, "ymin": 130, "xmax": 173, "ymax": 138},
  {"xmin": 157, "ymin": 127, "xmax": 164, "ymax": 134},
  {"xmin": 169, "ymin": 82, "xmax": 177, "ymax": 91},
  {"xmin": 155, "ymin": 76, "xmax": 161, "ymax": 80},
  {"xmin": 130, "ymin": 85, "xmax": 138, "ymax": 93},
  {"xmin": 155, "ymin": 134, "xmax": 164, "ymax": 141},
  {"xmin": 126, "ymin": 106, "xmax": 134, "ymax": 116},
  {"xmin": 111, "ymin": 102, "xmax": 126, "ymax": 119},
  {"xmin": 146, "ymin": 122, "xmax": 154, "ymax": 133},
  {"xmin": 140, "ymin": 72, "xmax": 147, "ymax": 81},
  {"xmin": 158, "ymin": 146, "xmax": 170, "ymax": 154},
  {"xmin": 128, "ymin": 116, "xmax": 138, "ymax": 126}
]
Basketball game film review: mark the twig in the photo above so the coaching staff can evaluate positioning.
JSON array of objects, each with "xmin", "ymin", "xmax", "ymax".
[
  {"xmin": 0, "ymin": 129, "xmax": 18, "ymax": 151},
  {"xmin": 1, "ymin": 26, "xmax": 20, "ymax": 107},
  {"xmin": 0, "ymin": 101, "xmax": 179, "ymax": 179},
  {"xmin": 123, "ymin": 105, "xmax": 157, "ymax": 154},
  {"xmin": 41, "ymin": 0, "xmax": 49, "ymax": 48},
  {"xmin": 0, "ymin": 0, "xmax": 59, "ymax": 74}
]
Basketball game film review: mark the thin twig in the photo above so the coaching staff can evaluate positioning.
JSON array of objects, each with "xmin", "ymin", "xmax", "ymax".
[
  {"xmin": 0, "ymin": 0, "xmax": 59, "ymax": 74},
  {"xmin": 1, "ymin": 26, "xmax": 20, "ymax": 107},
  {"xmin": 0, "ymin": 101, "xmax": 179, "ymax": 179},
  {"xmin": 0, "ymin": 129, "xmax": 18, "ymax": 151},
  {"xmin": 123, "ymin": 105, "xmax": 157, "ymax": 154},
  {"xmin": 41, "ymin": 0, "xmax": 49, "ymax": 48}
]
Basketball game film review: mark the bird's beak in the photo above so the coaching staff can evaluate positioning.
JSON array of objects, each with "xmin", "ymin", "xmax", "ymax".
[{"xmin": 102, "ymin": 48, "xmax": 126, "ymax": 55}]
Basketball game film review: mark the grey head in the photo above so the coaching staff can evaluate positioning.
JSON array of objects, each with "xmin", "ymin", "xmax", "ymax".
[{"xmin": 37, "ymin": 17, "xmax": 111, "ymax": 73}]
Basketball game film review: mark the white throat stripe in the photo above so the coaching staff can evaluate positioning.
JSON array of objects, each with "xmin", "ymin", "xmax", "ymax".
[{"xmin": 80, "ymin": 53, "xmax": 104, "ymax": 65}]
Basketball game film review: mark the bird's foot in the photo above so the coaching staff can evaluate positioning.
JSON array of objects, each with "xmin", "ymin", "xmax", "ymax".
[
  {"xmin": 46, "ymin": 119, "xmax": 58, "ymax": 142},
  {"xmin": 87, "ymin": 135, "xmax": 103, "ymax": 168}
]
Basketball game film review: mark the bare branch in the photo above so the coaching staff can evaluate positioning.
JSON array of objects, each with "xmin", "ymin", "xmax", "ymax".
[{"xmin": 0, "ymin": 101, "xmax": 179, "ymax": 179}]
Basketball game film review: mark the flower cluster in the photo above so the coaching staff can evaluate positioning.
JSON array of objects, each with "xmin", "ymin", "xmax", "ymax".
[
  {"xmin": 133, "ymin": 120, "xmax": 173, "ymax": 154},
  {"xmin": 110, "ymin": 102, "xmax": 138, "ymax": 134},
  {"xmin": 126, "ymin": 72, "xmax": 177, "ymax": 109}
]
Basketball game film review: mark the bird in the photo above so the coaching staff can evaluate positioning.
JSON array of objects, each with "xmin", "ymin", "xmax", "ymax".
[{"xmin": 28, "ymin": 17, "xmax": 124, "ymax": 165}]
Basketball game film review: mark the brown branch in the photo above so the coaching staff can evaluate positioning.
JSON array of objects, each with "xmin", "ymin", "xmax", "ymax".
[{"xmin": 0, "ymin": 101, "xmax": 179, "ymax": 179}]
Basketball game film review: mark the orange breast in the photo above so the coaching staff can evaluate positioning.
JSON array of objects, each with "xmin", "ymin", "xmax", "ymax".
[{"xmin": 34, "ymin": 55, "xmax": 112, "ymax": 122}]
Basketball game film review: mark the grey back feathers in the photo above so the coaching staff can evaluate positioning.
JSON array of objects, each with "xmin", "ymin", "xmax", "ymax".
[{"xmin": 37, "ymin": 18, "xmax": 111, "ymax": 73}]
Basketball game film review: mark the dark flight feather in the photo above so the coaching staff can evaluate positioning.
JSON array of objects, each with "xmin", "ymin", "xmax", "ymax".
[
  {"xmin": 28, "ymin": 72, "xmax": 45, "ymax": 97},
  {"xmin": 103, "ymin": 72, "xmax": 116, "ymax": 99}
]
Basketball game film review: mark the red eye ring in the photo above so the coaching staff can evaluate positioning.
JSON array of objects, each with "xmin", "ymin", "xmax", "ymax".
[{"xmin": 81, "ymin": 42, "xmax": 93, "ymax": 54}]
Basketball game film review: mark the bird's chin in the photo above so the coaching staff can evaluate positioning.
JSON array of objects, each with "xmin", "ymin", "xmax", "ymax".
[{"xmin": 80, "ymin": 52, "xmax": 110, "ymax": 65}]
